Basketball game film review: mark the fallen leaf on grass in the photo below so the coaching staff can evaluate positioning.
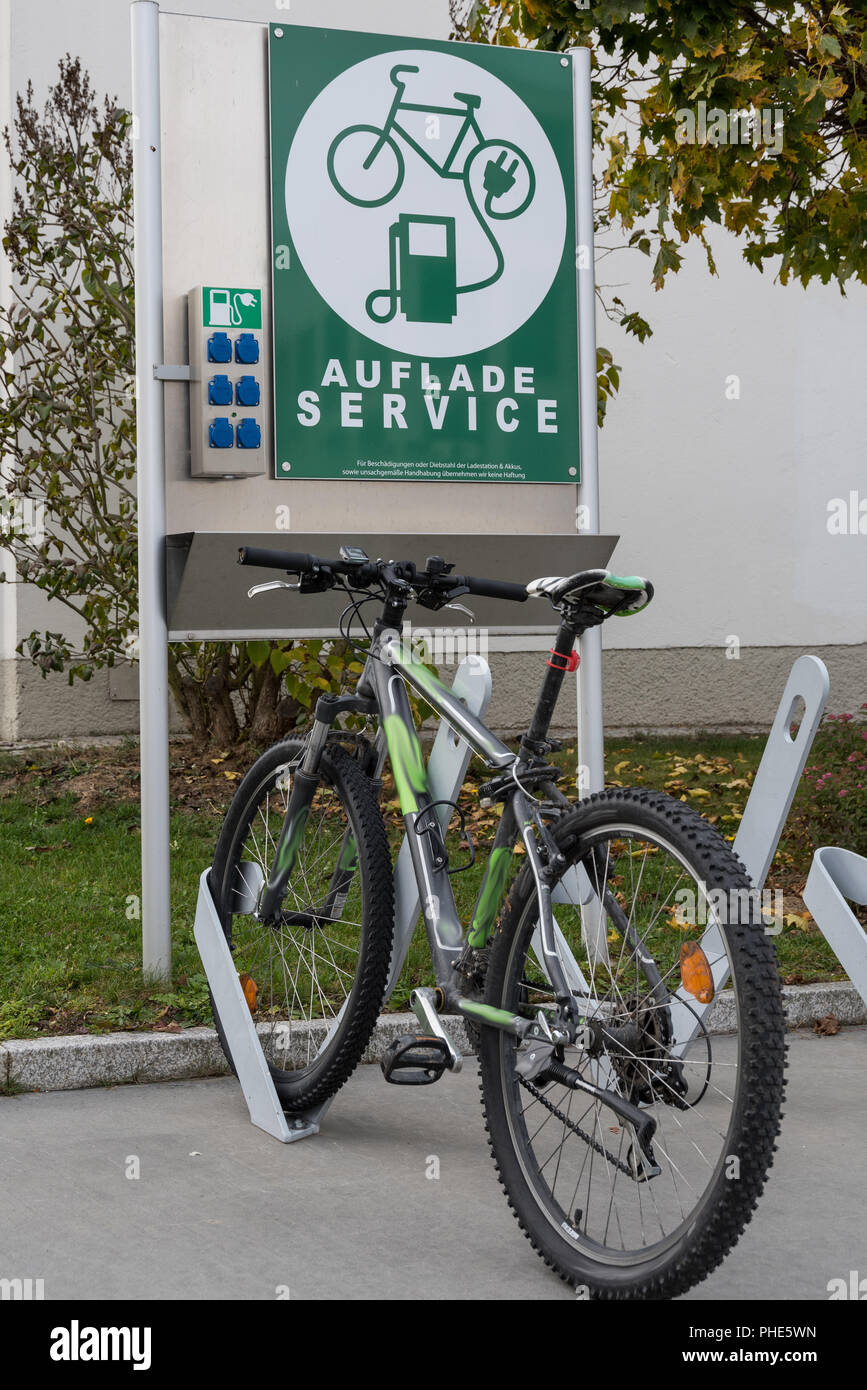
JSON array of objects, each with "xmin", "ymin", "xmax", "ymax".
[{"xmin": 784, "ymin": 912, "xmax": 813, "ymax": 932}]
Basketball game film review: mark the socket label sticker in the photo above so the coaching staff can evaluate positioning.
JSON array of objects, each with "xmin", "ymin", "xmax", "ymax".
[{"xmin": 202, "ymin": 287, "xmax": 262, "ymax": 330}]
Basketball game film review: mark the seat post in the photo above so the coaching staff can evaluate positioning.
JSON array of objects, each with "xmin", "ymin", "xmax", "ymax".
[{"xmin": 520, "ymin": 619, "xmax": 579, "ymax": 759}]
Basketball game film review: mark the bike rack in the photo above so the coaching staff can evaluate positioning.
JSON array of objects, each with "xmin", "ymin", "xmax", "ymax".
[
  {"xmin": 803, "ymin": 847, "xmax": 867, "ymax": 1007},
  {"xmin": 193, "ymin": 652, "xmax": 494, "ymax": 1143},
  {"xmin": 669, "ymin": 654, "xmax": 832, "ymax": 1046}
]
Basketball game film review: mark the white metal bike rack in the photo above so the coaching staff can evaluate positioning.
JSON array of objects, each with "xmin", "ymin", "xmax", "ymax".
[
  {"xmin": 194, "ymin": 652, "xmax": 494, "ymax": 1142},
  {"xmin": 803, "ymin": 847, "xmax": 867, "ymax": 1007},
  {"xmin": 668, "ymin": 654, "xmax": 831, "ymax": 1046}
]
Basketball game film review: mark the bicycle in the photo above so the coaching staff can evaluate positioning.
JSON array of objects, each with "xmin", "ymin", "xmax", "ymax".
[
  {"xmin": 327, "ymin": 63, "xmax": 535, "ymax": 215},
  {"xmin": 209, "ymin": 544, "xmax": 786, "ymax": 1299},
  {"xmin": 327, "ymin": 65, "xmax": 534, "ymax": 324}
]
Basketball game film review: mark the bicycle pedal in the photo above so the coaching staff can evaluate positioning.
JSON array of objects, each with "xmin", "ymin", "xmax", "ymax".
[{"xmin": 381, "ymin": 1033, "xmax": 451, "ymax": 1086}]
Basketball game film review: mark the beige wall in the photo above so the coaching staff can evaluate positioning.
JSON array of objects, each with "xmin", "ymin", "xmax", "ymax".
[{"xmin": 5, "ymin": 643, "xmax": 864, "ymax": 745}]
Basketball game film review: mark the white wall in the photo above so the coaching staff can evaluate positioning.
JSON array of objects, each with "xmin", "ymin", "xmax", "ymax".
[{"xmin": 598, "ymin": 226, "xmax": 867, "ymax": 652}]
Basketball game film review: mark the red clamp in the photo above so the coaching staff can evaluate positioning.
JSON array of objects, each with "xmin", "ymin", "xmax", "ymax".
[{"xmin": 546, "ymin": 649, "xmax": 580, "ymax": 672}]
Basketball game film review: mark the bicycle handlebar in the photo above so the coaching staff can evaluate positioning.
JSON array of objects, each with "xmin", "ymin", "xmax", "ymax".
[
  {"xmin": 237, "ymin": 547, "xmax": 529, "ymax": 604},
  {"xmin": 238, "ymin": 547, "xmax": 320, "ymax": 574},
  {"xmin": 456, "ymin": 574, "xmax": 528, "ymax": 604}
]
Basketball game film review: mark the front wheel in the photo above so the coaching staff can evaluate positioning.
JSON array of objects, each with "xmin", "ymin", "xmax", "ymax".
[
  {"xmin": 479, "ymin": 787, "xmax": 786, "ymax": 1299},
  {"xmin": 209, "ymin": 739, "xmax": 395, "ymax": 1113}
]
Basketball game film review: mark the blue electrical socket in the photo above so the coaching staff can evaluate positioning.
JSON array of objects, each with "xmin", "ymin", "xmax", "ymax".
[
  {"xmin": 235, "ymin": 333, "xmax": 259, "ymax": 365},
  {"xmin": 207, "ymin": 332, "xmax": 233, "ymax": 364},
  {"xmin": 236, "ymin": 419, "xmax": 262, "ymax": 449},
  {"xmin": 236, "ymin": 375, "xmax": 260, "ymax": 407},
  {"xmin": 208, "ymin": 374, "xmax": 233, "ymax": 406},
  {"xmin": 209, "ymin": 418, "xmax": 235, "ymax": 449}
]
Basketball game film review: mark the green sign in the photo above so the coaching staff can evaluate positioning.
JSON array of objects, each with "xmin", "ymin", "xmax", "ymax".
[
  {"xmin": 269, "ymin": 25, "xmax": 579, "ymax": 483},
  {"xmin": 201, "ymin": 286, "xmax": 262, "ymax": 330}
]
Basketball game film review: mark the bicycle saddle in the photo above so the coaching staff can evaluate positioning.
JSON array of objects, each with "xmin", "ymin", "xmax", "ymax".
[
  {"xmin": 527, "ymin": 569, "xmax": 653, "ymax": 616},
  {"xmin": 454, "ymin": 90, "xmax": 483, "ymax": 110}
]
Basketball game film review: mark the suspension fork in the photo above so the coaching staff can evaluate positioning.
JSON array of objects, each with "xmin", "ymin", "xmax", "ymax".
[{"xmin": 256, "ymin": 691, "xmax": 377, "ymax": 924}]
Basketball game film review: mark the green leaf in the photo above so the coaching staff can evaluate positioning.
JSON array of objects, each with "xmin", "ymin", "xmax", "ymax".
[{"xmin": 245, "ymin": 641, "xmax": 271, "ymax": 669}]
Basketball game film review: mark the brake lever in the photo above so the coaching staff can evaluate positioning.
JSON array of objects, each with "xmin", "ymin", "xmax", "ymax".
[
  {"xmin": 247, "ymin": 579, "xmax": 300, "ymax": 598},
  {"xmin": 443, "ymin": 601, "xmax": 475, "ymax": 622}
]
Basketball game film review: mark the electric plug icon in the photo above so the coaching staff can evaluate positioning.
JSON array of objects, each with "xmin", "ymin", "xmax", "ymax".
[{"xmin": 483, "ymin": 149, "xmax": 519, "ymax": 203}]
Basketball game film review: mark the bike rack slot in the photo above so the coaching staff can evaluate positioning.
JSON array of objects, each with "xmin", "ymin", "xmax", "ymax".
[
  {"xmin": 668, "ymin": 654, "xmax": 831, "ymax": 1049},
  {"xmin": 803, "ymin": 847, "xmax": 867, "ymax": 1008}
]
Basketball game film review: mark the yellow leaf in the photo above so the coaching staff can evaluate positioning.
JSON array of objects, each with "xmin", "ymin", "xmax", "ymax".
[
  {"xmin": 784, "ymin": 912, "xmax": 813, "ymax": 932},
  {"xmin": 614, "ymin": 760, "xmax": 630, "ymax": 775},
  {"xmin": 223, "ymin": 770, "xmax": 241, "ymax": 781},
  {"xmin": 688, "ymin": 787, "xmax": 711, "ymax": 800}
]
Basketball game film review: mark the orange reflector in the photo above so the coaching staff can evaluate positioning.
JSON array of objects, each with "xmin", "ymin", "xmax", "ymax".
[
  {"xmin": 680, "ymin": 941, "xmax": 714, "ymax": 1004},
  {"xmin": 238, "ymin": 973, "xmax": 258, "ymax": 1014}
]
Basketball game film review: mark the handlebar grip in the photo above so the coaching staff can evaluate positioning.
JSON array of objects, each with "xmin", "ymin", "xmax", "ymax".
[
  {"xmin": 459, "ymin": 574, "xmax": 529, "ymax": 603},
  {"xmin": 238, "ymin": 547, "xmax": 316, "ymax": 573}
]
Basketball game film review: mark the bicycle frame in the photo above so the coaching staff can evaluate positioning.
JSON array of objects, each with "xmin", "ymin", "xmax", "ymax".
[
  {"xmin": 259, "ymin": 621, "xmax": 579, "ymax": 1032},
  {"xmin": 377, "ymin": 73, "xmax": 483, "ymax": 181}
]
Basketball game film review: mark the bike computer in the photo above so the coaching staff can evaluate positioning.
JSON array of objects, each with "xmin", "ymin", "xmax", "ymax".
[{"xmin": 338, "ymin": 546, "xmax": 369, "ymax": 566}]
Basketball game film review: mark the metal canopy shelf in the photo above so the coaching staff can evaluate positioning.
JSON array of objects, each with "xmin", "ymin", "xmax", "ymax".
[{"xmin": 166, "ymin": 531, "xmax": 619, "ymax": 638}]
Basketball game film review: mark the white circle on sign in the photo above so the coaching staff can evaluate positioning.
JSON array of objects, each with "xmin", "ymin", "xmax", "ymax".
[{"xmin": 284, "ymin": 49, "xmax": 567, "ymax": 357}]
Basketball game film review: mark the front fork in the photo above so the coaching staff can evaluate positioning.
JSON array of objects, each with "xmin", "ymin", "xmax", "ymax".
[{"xmin": 256, "ymin": 695, "xmax": 373, "ymax": 924}]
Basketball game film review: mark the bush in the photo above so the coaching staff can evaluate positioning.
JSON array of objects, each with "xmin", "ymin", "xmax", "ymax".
[{"xmin": 800, "ymin": 706, "xmax": 867, "ymax": 853}]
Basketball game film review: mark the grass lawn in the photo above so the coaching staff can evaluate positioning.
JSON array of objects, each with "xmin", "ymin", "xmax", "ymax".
[{"xmin": 0, "ymin": 719, "xmax": 864, "ymax": 1042}]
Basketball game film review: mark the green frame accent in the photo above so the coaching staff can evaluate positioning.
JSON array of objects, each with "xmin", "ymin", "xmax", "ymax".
[
  {"xmin": 467, "ymin": 845, "xmax": 513, "ymax": 948},
  {"xmin": 383, "ymin": 713, "xmax": 429, "ymax": 815}
]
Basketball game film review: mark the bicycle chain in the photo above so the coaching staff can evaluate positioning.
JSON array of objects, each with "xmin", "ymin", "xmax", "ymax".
[{"xmin": 519, "ymin": 1076, "xmax": 637, "ymax": 1177}]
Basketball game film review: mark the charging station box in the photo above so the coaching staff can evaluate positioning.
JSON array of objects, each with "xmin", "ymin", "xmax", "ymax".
[{"xmin": 188, "ymin": 285, "xmax": 268, "ymax": 478}]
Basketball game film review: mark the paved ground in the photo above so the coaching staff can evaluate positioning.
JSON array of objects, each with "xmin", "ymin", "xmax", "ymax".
[{"xmin": 1, "ymin": 1026, "xmax": 864, "ymax": 1301}]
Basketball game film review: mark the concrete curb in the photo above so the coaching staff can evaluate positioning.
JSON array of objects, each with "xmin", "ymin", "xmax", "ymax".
[{"xmin": 1, "ymin": 981, "xmax": 863, "ymax": 1095}]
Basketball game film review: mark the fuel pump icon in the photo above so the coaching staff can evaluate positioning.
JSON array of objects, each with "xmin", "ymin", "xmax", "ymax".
[{"xmin": 366, "ymin": 214, "xmax": 457, "ymax": 325}]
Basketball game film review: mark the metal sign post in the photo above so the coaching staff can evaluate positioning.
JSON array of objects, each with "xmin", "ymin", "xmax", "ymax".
[
  {"xmin": 571, "ymin": 46, "xmax": 604, "ymax": 795},
  {"xmin": 131, "ymin": 0, "xmax": 171, "ymax": 981}
]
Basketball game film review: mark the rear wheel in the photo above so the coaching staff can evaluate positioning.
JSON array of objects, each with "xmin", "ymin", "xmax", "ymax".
[
  {"xmin": 209, "ymin": 739, "xmax": 394, "ymax": 1112},
  {"xmin": 479, "ymin": 788, "xmax": 786, "ymax": 1299}
]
